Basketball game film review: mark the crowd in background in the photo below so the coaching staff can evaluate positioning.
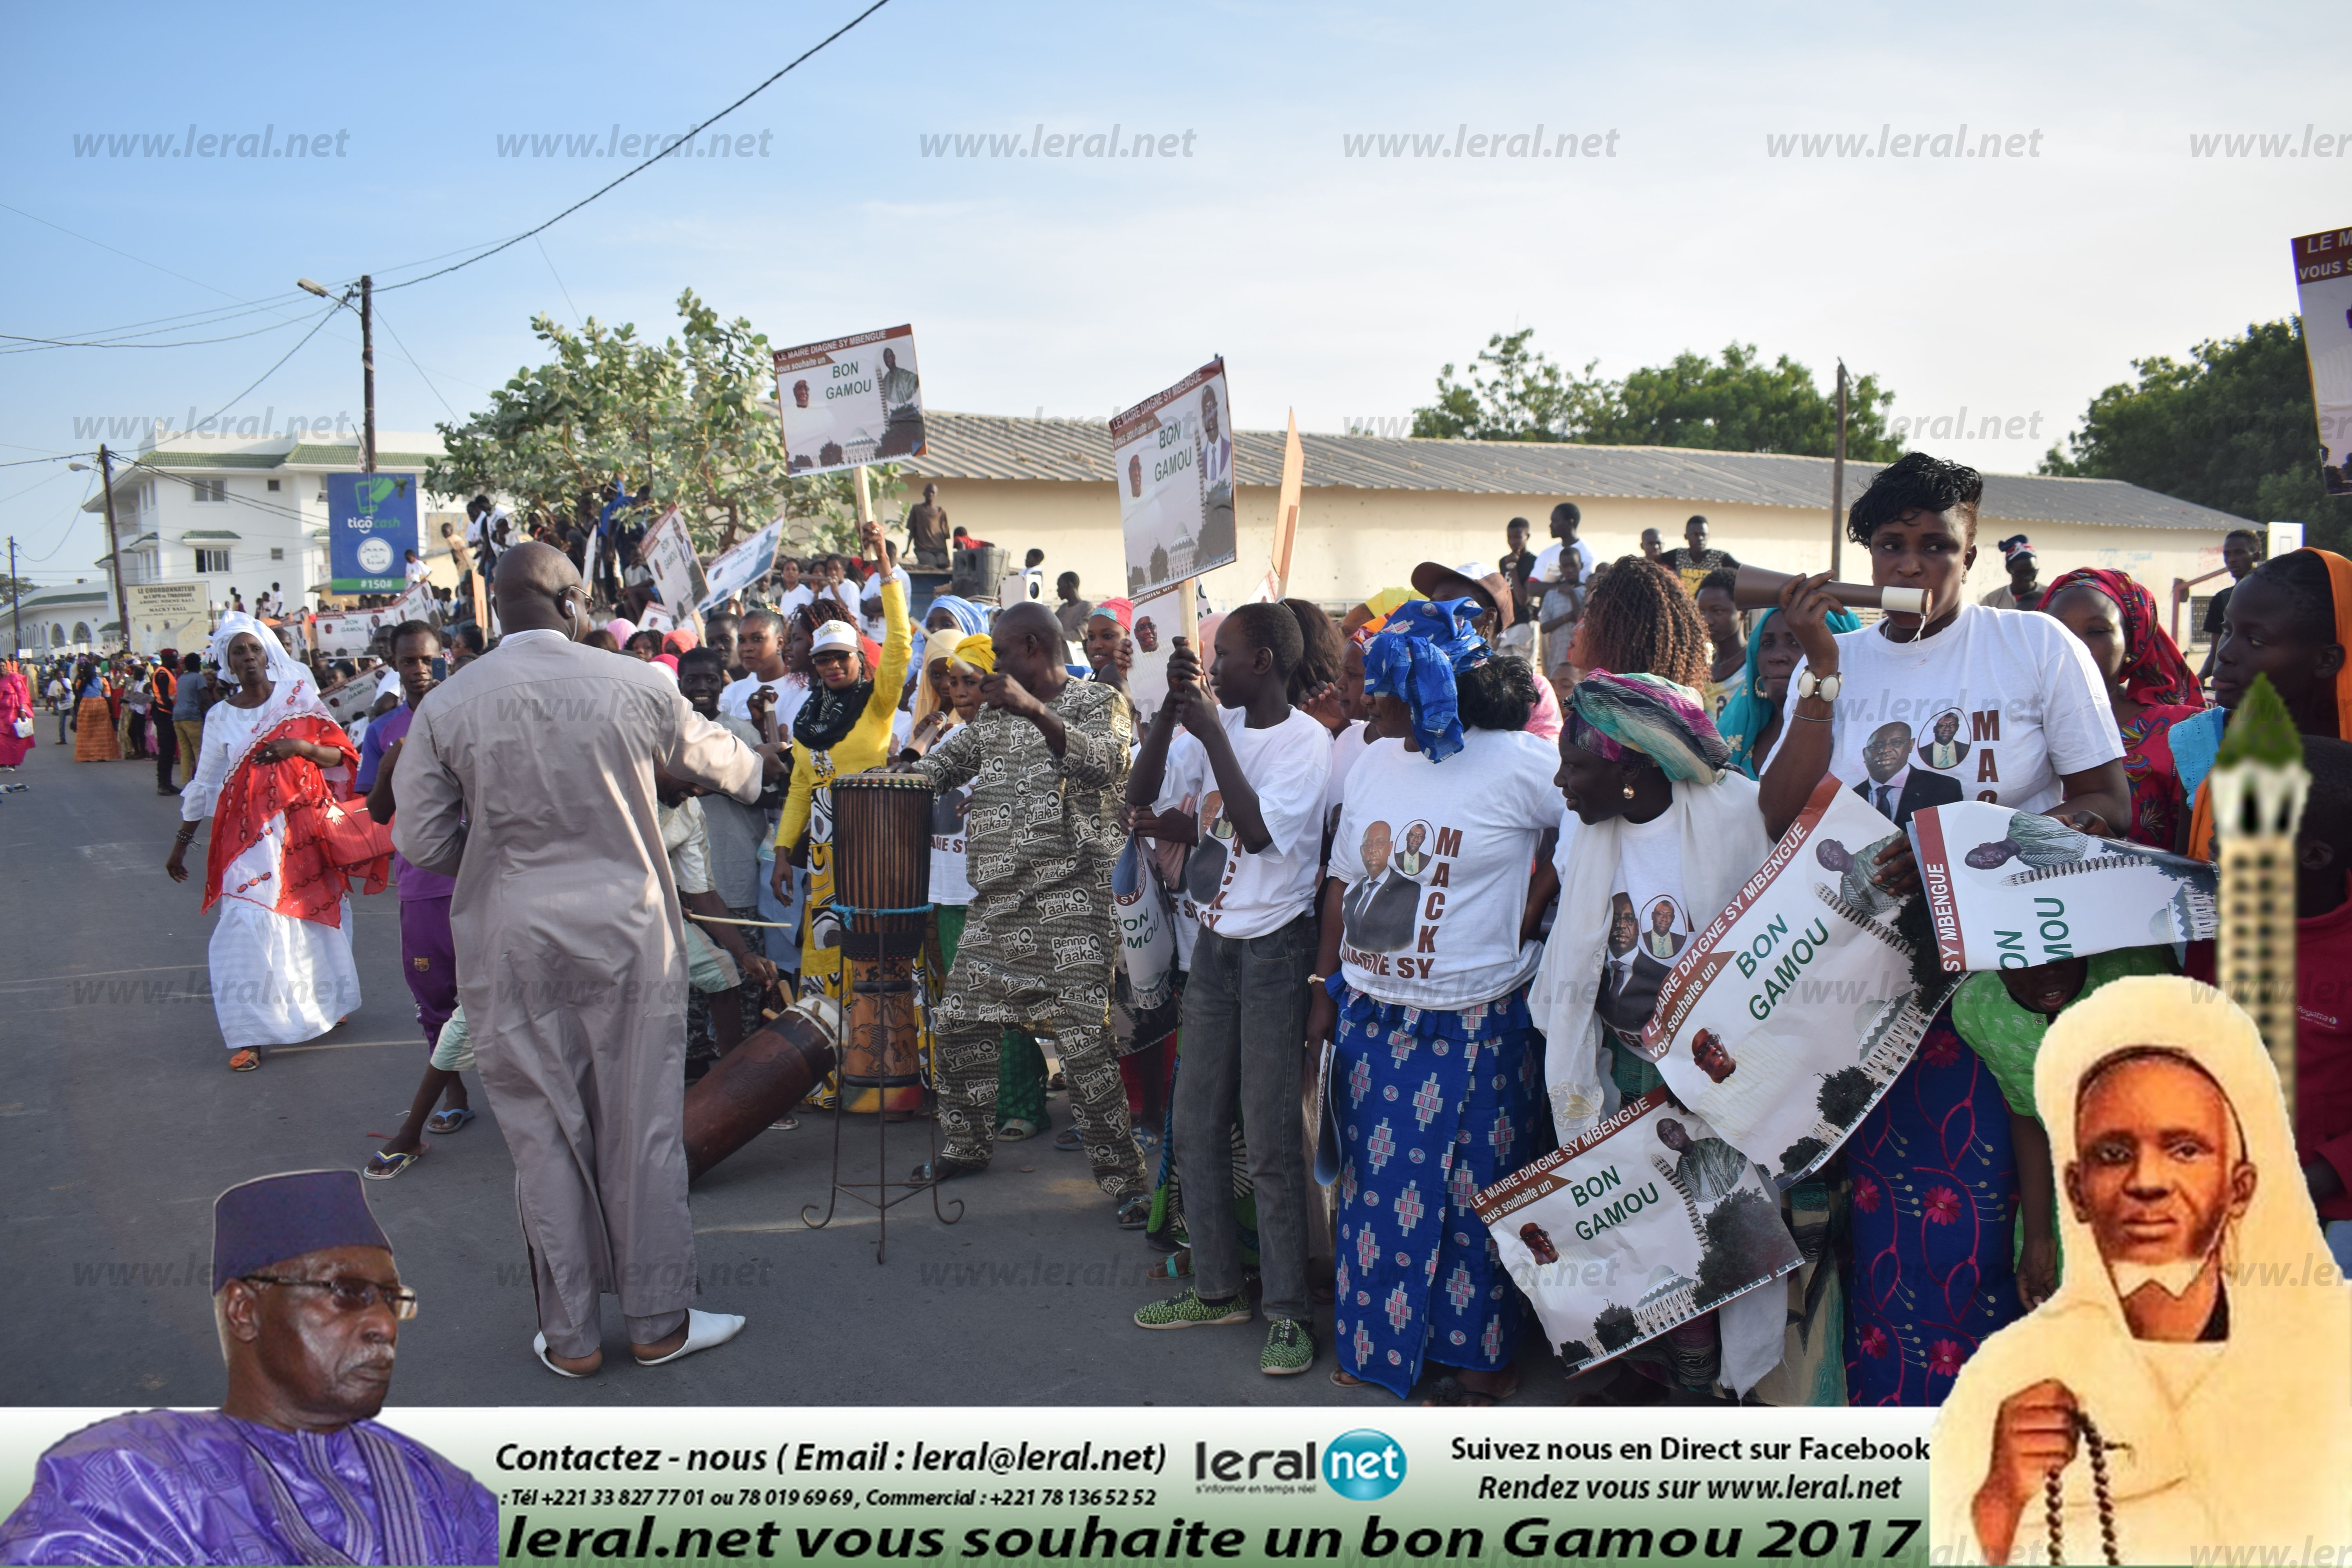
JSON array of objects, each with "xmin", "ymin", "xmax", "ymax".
[{"xmin": 18, "ymin": 450, "xmax": 2345, "ymax": 1418}]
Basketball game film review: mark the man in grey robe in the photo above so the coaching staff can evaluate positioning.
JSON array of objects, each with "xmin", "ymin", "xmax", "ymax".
[{"xmin": 394, "ymin": 543, "xmax": 765, "ymax": 1376}]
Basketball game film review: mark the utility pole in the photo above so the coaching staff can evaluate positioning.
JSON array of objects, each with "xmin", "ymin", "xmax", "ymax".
[
  {"xmin": 359, "ymin": 274, "xmax": 376, "ymax": 474},
  {"xmin": 1829, "ymin": 359, "xmax": 1849, "ymax": 581},
  {"xmin": 98, "ymin": 445, "xmax": 130, "ymax": 654},
  {"xmin": 8, "ymin": 535, "xmax": 21, "ymax": 660}
]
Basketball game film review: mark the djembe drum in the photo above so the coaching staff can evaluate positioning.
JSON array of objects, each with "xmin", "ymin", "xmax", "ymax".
[
  {"xmin": 806, "ymin": 772, "xmax": 958, "ymax": 1259},
  {"xmin": 829, "ymin": 773, "xmax": 934, "ymax": 1090}
]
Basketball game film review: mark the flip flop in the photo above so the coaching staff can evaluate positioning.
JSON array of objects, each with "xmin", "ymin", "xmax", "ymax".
[
  {"xmin": 532, "ymin": 1333, "xmax": 598, "ymax": 1379},
  {"xmin": 227, "ymin": 1049, "xmax": 261, "ymax": 1072},
  {"xmin": 425, "ymin": 1107, "xmax": 476, "ymax": 1134},
  {"xmin": 633, "ymin": 1309, "xmax": 745, "ymax": 1367},
  {"xmin": 362, "ymin": 1148, "xmax": 425, "ymax": 1181}
]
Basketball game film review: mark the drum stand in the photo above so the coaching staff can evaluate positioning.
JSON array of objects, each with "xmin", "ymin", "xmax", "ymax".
[{"xmin": 801, "ymin": 916, "xmax": 963, "ymax": 1263}]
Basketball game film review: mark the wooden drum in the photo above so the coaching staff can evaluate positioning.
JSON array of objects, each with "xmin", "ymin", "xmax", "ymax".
[
  {"xmin": 830, "ymin": 772, "xmax": 934, "ymax": 960},
  {"xmin": 838, "ymin": 960, "xmax": 922, "ymax": 1089}
]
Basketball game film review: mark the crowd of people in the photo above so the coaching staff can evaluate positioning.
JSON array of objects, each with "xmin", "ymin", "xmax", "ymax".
[{"xmin": 39, "ymin": 452, "xmax": 2348, "ymax": 1432}]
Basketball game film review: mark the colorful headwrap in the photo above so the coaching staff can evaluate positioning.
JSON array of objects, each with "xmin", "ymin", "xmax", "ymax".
[
  {"xmin": 604, "ymin": 618, "xmax": 637, "ymax": 644},
  {"xmin": 1999, "ymin": 534, "xmax": 2035, "ymax": 564},
  {"xmin": 1566, "ymin": 670, "xmax": 1731, "ymax": 784},
  {"xmin": 956, "ymin": 633, "xmax": 996, "ymax": 674},
  {"xmin": 1717, "ymin": 606, "xmax": 1862, "ymax": 779},
  {"xmin": 926, "ymin": 595, "xmax": 988, "ymax": 636},
  {"xmin": 1363, "ymin": 597, "xmax": 1489, "ymax": 762},
  {"xmin": 1091, "ymin": 597, "xmax": 1134, "ymax": 632},
  {"xmin": 914, "ymin": 626, "xmax": 964, "ymax": 726},
  {"xmin": 2041, "ymin": 566, "xmax": 2204, "ymax": 710}
]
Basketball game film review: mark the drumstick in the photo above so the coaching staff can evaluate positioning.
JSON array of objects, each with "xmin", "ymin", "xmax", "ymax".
[{"xmin": 686, "ymin": 911, "xmax": 797, "ymax": 929}]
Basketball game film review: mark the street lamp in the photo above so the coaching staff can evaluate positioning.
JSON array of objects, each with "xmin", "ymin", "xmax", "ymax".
[{"xmin": 296, "ymin": 274, "xmax": 374, "ymax": 474}]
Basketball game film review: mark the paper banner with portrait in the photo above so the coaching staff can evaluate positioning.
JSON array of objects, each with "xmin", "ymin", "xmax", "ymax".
[
  {"xmin": 1110, "ymin": 359, "xmax": 1238, "ymax": 603},
  {"xmin": 1911, "ymin": 800, "xmax": 2218, "ymax": 972},
  {"xmin": 773, "ymin": 323, "xmax": 926, "ymax": 475},
  {"xmin": 2292, "ymin": 226, "xmax": 2352, "ymax": 495},
  {"xmin": 1638, "ymin": 774, "xmax": 1955, "ymax": 1186},
  {"xmin": 699, "ymin": 521, "xmax": 781, "ymax": 612},
  {"xmin": 639, "ymin": 508, "xmax": 710, "ymax": 621},
  {"xmin": 312, "ymin": 608, "xmax": 394, "ymax": 660},
  {"xmin": 1475, "ymin": 1088, "xmax": 1802, "ymax": 1378},
  {"xmin": 1120, "ymin": 586, "xmax": 1182, "ymax": 726}
]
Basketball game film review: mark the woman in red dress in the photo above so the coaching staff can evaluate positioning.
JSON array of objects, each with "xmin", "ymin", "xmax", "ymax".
[{"xmin": 2040, "ymin": 566, "xmax": 2204, "ymax": 849}]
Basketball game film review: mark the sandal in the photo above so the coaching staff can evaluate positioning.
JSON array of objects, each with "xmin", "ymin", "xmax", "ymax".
[
  {"xmin": 363, "ymin": 1147, "xmax": 425, "ymax": 1181},
  {"xmin": 996, "ymin": 1117, "xmax": 1042, "ymax": 1142},
  {"xmin": 1329, "ymin": 1368, "xmax": 1367, "ymax": 1389},
  {"xmin": 1116, "ymin": 1195, "xmax": 1151, "ymax": 1230},
  {"xmin": 912, "ymin": 1156, "xmax": 987, "ymax": 1184},
  {"xmin": 425, "ymin": 1107, "xmax": 476, "ymax": 1135},
  {"xmin": 1053, "ymin": 1125, "xmax": 1083, "ymax": 1152},
  {"xmin": 227, "ymin": 1048, "xmax": 261, "ymax": 1072},
  {"xmin": 1420, "ymin": 1371, "xmax": 1522, "ymax": 1407}
]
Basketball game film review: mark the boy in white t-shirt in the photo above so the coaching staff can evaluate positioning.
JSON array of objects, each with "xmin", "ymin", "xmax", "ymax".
[{"xmin": 1125, "ymin": 604, "xmax": 1331, "ymax": 1377}]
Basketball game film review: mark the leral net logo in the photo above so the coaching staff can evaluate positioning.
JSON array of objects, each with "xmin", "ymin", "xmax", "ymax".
[{"xmin": 1323, "ymin": 1429, "xmax": 1405, "ymax": 1501}]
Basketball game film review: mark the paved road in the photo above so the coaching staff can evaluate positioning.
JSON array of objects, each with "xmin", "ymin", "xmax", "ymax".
[{"xmin": 0, "ymin": 725, "xmax": 1580, "ymax": 1411}]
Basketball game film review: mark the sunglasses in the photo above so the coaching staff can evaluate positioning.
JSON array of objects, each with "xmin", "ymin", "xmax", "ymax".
[{"xmin": 239, "ymin": 1274, "xmax": 419, "ymax": 1320}]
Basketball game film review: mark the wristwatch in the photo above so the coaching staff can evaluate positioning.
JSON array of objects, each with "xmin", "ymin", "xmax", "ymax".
[{"xmin": 1795, "ymin": 670, "xmax": 1842, "ymax": 704}]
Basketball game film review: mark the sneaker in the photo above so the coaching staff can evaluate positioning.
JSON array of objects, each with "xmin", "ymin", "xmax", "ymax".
[
  {"xmin": 1261, "ymin": 1318, "xmax": 1314, "ymax": 1376},
  {"xmin": 1134, "ymin": 1288, "xmax": 1251, "ymax": 1330}
]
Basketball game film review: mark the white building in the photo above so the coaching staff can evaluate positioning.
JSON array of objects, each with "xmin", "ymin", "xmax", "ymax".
[
  {"xmin": 11, "ymin": 581, "xmax": 115, "ymax": 657},
  {"xmin": 76, "ymin": 425, "xmax": 459, "ymax": 651}
]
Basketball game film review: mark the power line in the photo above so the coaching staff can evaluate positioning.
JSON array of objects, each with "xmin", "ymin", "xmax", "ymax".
[
  {"xmin": 0, "ymin": 199, "xmax": 258, "ymax": 304},
  {"xmin": 364, "ymin": 297, "xmax": 457, "ymax": 420},
  {"xmin": 376, "ymin": 0, "xmax": 894, "ymax": 295},
  {"xmin": 186, "ymin": 305, "xmax": 341, "ymax": 433},
  {"xmin": 0, "ymin": 313, "xmax": 319, "ymax": 354},
  {"xmin": 0, "ymin": 292, "xmax": 314, "ymax": 351}
]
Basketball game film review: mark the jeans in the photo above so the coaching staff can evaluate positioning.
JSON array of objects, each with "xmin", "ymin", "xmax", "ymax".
[{"xmin": 1173, "ymin": 914, "xmax": 1316, "ymax": 1323}]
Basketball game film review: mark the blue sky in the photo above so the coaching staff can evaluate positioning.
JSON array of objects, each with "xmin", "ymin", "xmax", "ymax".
[{"xmin": 2, "ymin": 0, "xmax": 2341, "ymax": 585}]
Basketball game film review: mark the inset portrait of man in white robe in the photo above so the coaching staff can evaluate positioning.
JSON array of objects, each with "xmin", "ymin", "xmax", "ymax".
[{"xmin": 1931, "ymin": 975, "xmax": 2352, "ymax": 1565}]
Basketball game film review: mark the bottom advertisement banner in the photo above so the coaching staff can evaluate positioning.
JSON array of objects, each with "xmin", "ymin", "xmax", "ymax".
[{"xmin": 0, "ymin": 1406, "xmax": 1931, "ymax": 1565}]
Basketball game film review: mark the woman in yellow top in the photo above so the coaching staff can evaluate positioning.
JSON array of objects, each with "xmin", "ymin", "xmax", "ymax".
[{"xmin": 770, "ymin": 520, "xmax": 917, "ymax": 1110}]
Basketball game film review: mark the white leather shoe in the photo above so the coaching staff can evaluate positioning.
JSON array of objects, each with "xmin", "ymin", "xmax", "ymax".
[{"xmin": 633, "ymin": 1309, "xmax": 745, "ymax": 1367}]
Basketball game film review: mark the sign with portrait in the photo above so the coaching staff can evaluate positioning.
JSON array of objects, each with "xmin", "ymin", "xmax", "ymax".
[
  {"xmin": 1910, "ymin": 800, "xmax": 2218, "ymax": 972},
  {"xmin": 638, "ymin": 508, "xmax": 710, "ymax": 618},
  {"xmin": 1111, "ymin": 359, "xmax": 1238, "ymax": 603},
  {"xmin": 772, "ymin": 323, "xmax": 926, "ymax": 476},
  {"xmin": 2292, "ymin": 225, "xmax": 2352, "ymax": 495},
  {"xmin": 698, "ymin": 521, "xmax": 780, "ymax": 612},
  {"xmin": 123, "ymin": 581, "xmax": 210, "ymax": 655},
  {"xmin": 326, "ymin": 472, "xmax": 419, "ymax": 594},
  {"xmin": 1639, "ymin": 775, "xmax": 1954, "ymax": 1186},
  {"xmin": 1475, "ymin": 1088, "xmax": 1802, "ymax": 1379}
]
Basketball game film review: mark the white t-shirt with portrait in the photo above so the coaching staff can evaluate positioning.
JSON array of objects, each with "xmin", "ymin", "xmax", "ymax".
[
  {"xmin": 1759, "ymin": 603, "xmax": 2122, "ymax": 823},
  {"xmin": 1151, "ymin": 730, "xmax": 1211, "ymax": 967},
  {"xmin": 1595, "ymin": 812, "xmax": 1693, "ymax": 1049},
  {"xmin": 1151, "ymin": 706, "xmax": 1330, "ymax": 942},
  {"xmin": 1328, "ymin": 727, "xmax": 1562, "ymax": 1009}
]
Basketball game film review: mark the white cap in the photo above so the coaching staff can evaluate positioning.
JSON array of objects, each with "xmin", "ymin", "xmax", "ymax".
[{"xmin": 811, "ymin": 621, "xmax": 860, "ymax": 657}]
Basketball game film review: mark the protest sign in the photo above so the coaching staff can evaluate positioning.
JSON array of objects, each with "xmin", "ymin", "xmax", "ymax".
[
  {"xmin": 1476, "ymin": 1088, "xmax": 1802, "ymax": 1377},
  {"xmin": 1911, "ymin": 800, "xmax": 2218, "ymax": 971},
  {"xmin": 699, "ymin": 521, "xmax": 780, "ymax": 611},
  {"xmin": 2292, "ymin": 225, "xmax": 2352, "ymax": 495},
  {"xmin": 326, "ymin": 473, "xmax": 419, "ymax": 594},
  {"xmin": 1111, "ymin": 359, "xmax": 1237, "ymax": 603},
  {"xmin": 773, "ymin": 324, "xmax": 925, "ymax": 475},
  {"xmin": 639, "ymin": 508, "xmax": 710, "ymax": 617},
  {"xmin": 312, "ymin": 608, "xmax": 395, "ymax": 659},
  {"xmin": 1123, "ymin": 588, "xmax": 1179, "ymax": 724},
  {"xmin": 638, "ymin": 601, "xmax": 675, "ymax": 635},
  {"xmin": 123, "ymin": 581, "xmax": 209, "ymax": 655},
  {"xmin": 1640, "ymin": 775, "xmax": 1952, "ymax": 1184}
]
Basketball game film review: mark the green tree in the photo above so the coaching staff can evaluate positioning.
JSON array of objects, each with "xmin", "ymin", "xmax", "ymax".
[
  {"xmin": 1409, "ymin": 328, "xmax": 1612, "ymax": 441},
  {"xmin": 2038, "ymin": 318, "xmax": 2350, "ymax": 548},
  {"xmin": 1411, "ymin": 332, "xmax": 1902, "ymax": 458},
  {"xmin": 429, "ymin": 289, "xmax": 891, "ymax": 564},
  {"xmin": 1585, "ymin": 343, "xmax": 1904, "ymax": 459}
]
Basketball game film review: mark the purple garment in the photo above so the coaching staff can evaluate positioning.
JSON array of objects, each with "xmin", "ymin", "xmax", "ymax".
[
  {"xmin": 0, "ymin": 1409, "xmax": 498, "ymax": 1566},
  {"xmin": 354, "ymin": 705, "xmax": 457, "ymax": 901},
  {"xmin": 398, "ymin": 896, "xmax": 459, "ymax": 1049}
]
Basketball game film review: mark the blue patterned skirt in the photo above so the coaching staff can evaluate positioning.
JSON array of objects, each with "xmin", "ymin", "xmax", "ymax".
[
  {"xmin": 1331, "ymin": 983, "xmax": 1545, "ymax": 1399},
  {"xmin": 1842, "ymin": 1010, "xmax": 2022, "ymax": 1405}
]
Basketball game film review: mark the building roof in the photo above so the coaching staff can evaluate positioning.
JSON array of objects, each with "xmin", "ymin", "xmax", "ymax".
[
  {"xmin": 179, "ymin": 530, "xmax": 241, "ymax": 540},
  {"xmin": 905, "ymin": 412, "xmax": 2254, "ymax": 534}
]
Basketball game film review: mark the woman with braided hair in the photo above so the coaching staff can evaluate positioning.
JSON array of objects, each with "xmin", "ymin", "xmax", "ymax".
[{"xmin": 1568, "ymin": 556, "xmax": 1712, "ymax": 690}]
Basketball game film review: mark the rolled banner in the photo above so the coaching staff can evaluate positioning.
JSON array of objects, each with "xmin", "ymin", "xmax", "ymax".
[
  {"xmin": 1112, "ymin": 835, "xmax": 1176, "ymax": 1011},
  {"xmin": 1729, "ymin": 564, "xmax": 1927, "ymax": 617}
]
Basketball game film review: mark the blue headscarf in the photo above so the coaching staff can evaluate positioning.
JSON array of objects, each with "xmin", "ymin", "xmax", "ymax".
[
  {"xmin": 927, "ymin": 594, "xmax": 989, "ymax": 637},
  {"xmin": 1364, "ymin": 597, "xmax": 1489, "ymax": 762},
  {"xmin": 1718, "ymin": 606, "xmax": 1861, "ymax": 779}
]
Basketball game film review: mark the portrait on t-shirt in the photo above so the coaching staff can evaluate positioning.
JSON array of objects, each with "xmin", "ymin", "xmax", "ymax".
[
  {"xmin": 1390, "ymin": 819, "xmax": 1434, "ymax": 880},
  {"xmin": 1342, "ymin": 819, "xmax": 1422, "ymax": 953},
  {"xmin": 1597, "ymin": 893, "xmax": 1674, "ymax": 1048},
  {"xmin": 1853, "ymin": 719, "xmax": 1961, "ymax": 827},
  {"xmin": 1639, "ymin": 896, "xmax": 1687, "ymax": 961},
  {"xmin": 1916, "ymin": 709, "xmax": 1970, "ymax": 772}
]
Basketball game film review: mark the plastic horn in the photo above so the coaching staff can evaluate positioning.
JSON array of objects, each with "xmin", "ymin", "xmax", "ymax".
[{"xmin": 1730, "ymin": 565, "xmax": 1927, "ymax": 617}]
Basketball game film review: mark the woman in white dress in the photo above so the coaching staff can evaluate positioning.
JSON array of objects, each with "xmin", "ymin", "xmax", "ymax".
[{"xmin": 164, "ymin": 615, "xmax": 387, "ymax": 1069}]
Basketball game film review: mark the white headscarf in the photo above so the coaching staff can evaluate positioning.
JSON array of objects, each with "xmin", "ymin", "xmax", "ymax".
[
  {"xmin": 913, "ymin": 626, "xmax": 964, "ymax": 727},
  {"xmin": 207, "ymin": 612, "xmax": 330, "ymax": 723}
]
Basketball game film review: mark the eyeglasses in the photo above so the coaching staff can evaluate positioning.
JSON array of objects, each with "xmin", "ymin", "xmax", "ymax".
[{"xmin": 238, "ymin": 1275, "xmax": 419, "ymax": 1320}]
